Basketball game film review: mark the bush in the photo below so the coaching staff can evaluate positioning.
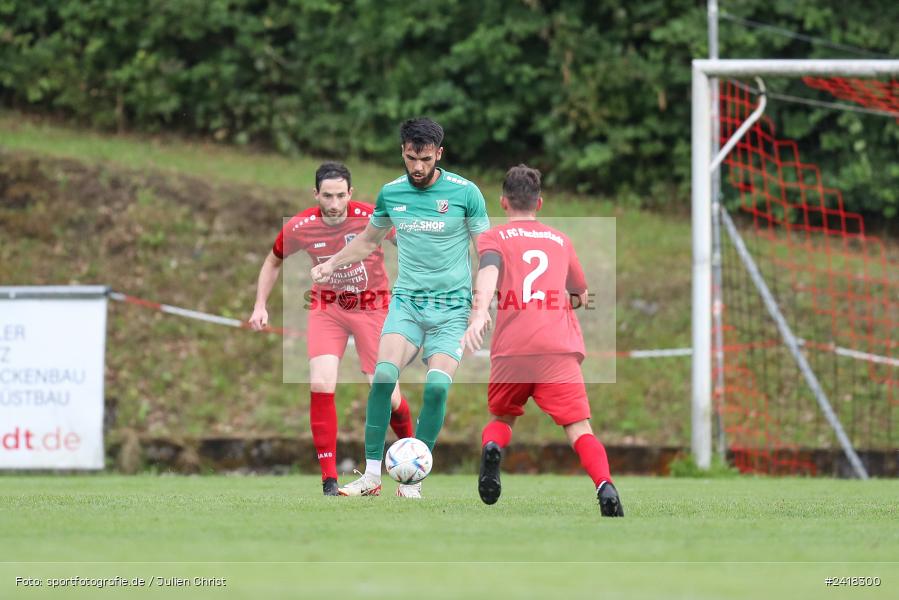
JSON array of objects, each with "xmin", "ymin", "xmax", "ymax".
[
  {"xmin": 1, "ymin": 0, "xmax": 896, "ymax": 216},
  {"xmin": 668, "ymin": 454, "xmax": 740, "ymax": 478}
]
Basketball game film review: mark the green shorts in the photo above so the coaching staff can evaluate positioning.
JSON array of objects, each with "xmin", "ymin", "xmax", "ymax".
[{"xmin": 381, "ymin": 294, "xmax": 470, "ymax": 363}]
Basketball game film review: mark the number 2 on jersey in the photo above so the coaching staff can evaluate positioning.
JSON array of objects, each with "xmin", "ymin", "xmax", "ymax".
[{"xmin": 522, "ymin": 249, "xmax": 548, "ymax": 303}]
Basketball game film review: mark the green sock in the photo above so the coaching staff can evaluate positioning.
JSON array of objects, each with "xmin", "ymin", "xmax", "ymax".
[
  {"xmin": 365, "ymin": 361, "xmax": 399, "ymax": 460},
  {"xmin": 415, "ymin": 369, "xmax": 452, "ymax": 451}
]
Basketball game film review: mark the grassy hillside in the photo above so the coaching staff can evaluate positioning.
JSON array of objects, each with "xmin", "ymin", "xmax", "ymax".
[{"xmin": 0, "ymin": 111, "xmax": 693, "ymax": 447}]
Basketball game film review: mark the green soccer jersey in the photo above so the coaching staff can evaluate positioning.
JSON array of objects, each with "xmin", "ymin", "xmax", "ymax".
[{"xmin": 371, "ymin": 169, "xmax": 489, "ymax": 299}]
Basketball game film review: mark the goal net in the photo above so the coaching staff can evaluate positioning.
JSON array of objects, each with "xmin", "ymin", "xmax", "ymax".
[{"xmin": 691, "ymin": 60, "xmax": 899, "ymax": 477}]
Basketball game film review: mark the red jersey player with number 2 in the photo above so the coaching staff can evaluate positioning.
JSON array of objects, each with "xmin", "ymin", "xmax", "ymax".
[
  {"xmin": 462, "ymin": 164, "xmax": 623, "ymax": 517},
  {"xmin": 249, "ymin": 162, "xmax": 413, "ymax": 496}
]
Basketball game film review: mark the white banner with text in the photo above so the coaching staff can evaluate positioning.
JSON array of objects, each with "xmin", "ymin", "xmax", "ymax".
[{"xmin": 1, "ymin": 288, "xmax": 107, "ymax": 469}]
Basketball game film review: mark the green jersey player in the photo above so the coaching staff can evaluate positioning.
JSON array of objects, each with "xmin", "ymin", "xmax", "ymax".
[{"xmin": 311, "ymin": 118, "xmax": 489, "ymax": 498}]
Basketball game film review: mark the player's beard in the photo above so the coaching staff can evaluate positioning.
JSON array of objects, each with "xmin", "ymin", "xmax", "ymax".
[
  {"xmin": 321, "ymin": 207, "xmax": 347, "ymax": 224},
  {"xmin": 406, "ymin": 164, "xmax": 439, "ymax": 189}
]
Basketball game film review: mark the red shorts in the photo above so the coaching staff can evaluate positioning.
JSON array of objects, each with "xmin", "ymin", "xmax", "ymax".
[
  {"xmin": 487, "ymin": 354, "xmax": 590, "ymax": 426},
  {"xmin": 307, "ymin": 305, "xmax": 386, "ymax": 374}
]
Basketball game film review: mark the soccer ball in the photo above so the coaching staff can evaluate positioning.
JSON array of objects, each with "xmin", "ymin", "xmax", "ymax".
[{"xmin": 385, "ymin": 437, "xmax": 433, "ymax": 484}]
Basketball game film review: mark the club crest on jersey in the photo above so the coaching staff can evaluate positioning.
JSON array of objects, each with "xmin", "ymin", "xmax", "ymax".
[
  {"xmin": 435, "ymin": 199, "xmax": 449, "ymax": 214},
  {"xmin": 344, "ymin": 233, "xmax": 357, "ymax": 245}
]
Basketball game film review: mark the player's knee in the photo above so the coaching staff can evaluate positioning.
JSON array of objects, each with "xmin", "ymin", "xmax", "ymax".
[
  {"xmin": 425, "ymin": 368, "xmax": 452, "ymax": 386},
  {"xmin": 564, "ymin": 419, "xmax": 593, "ymax": 445},
  {"xmin": 496, "ymin": 415, "xmax": 517, "ymax": 427},
  {"xmin": 372, "ymin": 361, "xmax": 400, "ymax": 386},
  {"xmin": 423, "ymin": 369, "xmax": 452, "ymax": 406},
  {"xmin": 310, "ymin": 381, "xmax": 336, "ymax": 394}
]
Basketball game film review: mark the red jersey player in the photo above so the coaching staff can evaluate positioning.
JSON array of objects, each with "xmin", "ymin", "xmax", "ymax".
[
  {"xmin": 249, "ymin": 162, "xmax": 413, "ymax": 496},
  {"xmin": 462, "ymin": 164, "xmax": 623, "ymax": 517}
]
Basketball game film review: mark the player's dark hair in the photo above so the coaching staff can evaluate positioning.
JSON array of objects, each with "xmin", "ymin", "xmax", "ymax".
[
  {"xmin": 400, "ymin": 118, "xmax": 444, "ymax": 152},
  {"xmin": 315, "ymin": 162, "xmax": 351, "ymax": 191},
  {"xmin": 502, "ymin": 164, "xmax": 542, "ymax": 211}
]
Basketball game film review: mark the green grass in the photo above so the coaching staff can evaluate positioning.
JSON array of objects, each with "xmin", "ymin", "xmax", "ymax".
[
  {"xmin": 0, "ymin": 110, "xmax": 694, "ymax": 444},
  {"xmin": 0, "ymin": 112, "xmax": 395, "ymax": 194},
  {"xmin": 1, "ymin": 475, "xmax": 896, "ymax": 599}
]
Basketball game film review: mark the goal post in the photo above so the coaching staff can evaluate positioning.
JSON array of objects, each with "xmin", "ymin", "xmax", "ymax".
[{"xmin": 691, "ymin": 59, "xmax": 899, "ymax": 475}]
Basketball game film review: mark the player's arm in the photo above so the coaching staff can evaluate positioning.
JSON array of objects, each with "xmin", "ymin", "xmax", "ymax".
[
  {"xmin": 311, "ymin": 222, "xmax": 389, "ymax": 284},
  {"xmin": 466, "ymin": 185, "xmax": 490, "ymax": 243},
  {"xmin": 464, "ymin": 183, "xmax": 489, "ymax": 300},
  {"xmin": 463, "ymin": 251, "xmax": 500, "ymax": 353},
  {"xmin": 249, "ymin": 250, "xmax": 283, "ymax": 330},
  {"xmin": 566, "ymin": 244, "xmax": 589, "ymax": 309}
]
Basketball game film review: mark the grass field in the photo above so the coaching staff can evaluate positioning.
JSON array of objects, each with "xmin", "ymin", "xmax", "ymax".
[{"xmin": 2, "ymin": 474, "xmax": 897, "ymax": 599}]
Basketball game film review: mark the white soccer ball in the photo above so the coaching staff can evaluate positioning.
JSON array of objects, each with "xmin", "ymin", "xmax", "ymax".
[{"xmin": 385, "ymin": 437, "xmax": 433, "ymax": 484}]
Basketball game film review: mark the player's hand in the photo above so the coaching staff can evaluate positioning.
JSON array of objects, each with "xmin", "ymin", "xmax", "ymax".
[
  {"xmin": 248, "ymin": 306, "xmax": 269, "ymax": 331},
  {"xmin": 463, "ymin": 312, "xmax": 492, "ymax": 353},
  {"xmin": 575, "ymin": 290, "xmax": 589, "ymax": 309},
  {"xmin": 311, "ymin": 261, "xmax": 334, "ymax": 284}
]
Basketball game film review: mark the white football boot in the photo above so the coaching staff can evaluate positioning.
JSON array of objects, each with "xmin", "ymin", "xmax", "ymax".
[
  {"xmin": 395, "ymin": 482, "xmax": 422, "ymax": 499},
  {"xmin": 338, "ymin": 470, "xmax": 381, "ymax": 497}
]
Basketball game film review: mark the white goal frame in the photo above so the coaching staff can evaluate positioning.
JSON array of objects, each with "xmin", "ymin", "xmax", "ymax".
[{"xmin": 691, "ymin": 59, "xmax": 899, "ymax": 475}]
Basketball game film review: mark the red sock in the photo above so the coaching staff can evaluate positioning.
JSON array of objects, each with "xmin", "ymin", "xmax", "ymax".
[
  {"xmin": 574, "ymin": 433, "xmax": 612, "ymax": 487},
  {"xmin": 390, "ymin": 395, "xmax": 414, "ymax": 439},
  {"xmin": 310, "ymin": 391, "xmax": 338, "ymax": 480},
  {"xmin": 481, "ymin": 420, "xmax": 513, "ymax": 448}
]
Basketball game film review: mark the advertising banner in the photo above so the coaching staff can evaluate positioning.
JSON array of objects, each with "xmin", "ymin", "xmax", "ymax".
[{"xmin": 0, "ymin": 287, "xmax": 107, "ymax": 469}]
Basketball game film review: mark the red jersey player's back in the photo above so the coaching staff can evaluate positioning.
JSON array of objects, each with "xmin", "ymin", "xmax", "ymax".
[{"xmin": 477, "ymin": 220, "xmax": 586, "ymax": 360}]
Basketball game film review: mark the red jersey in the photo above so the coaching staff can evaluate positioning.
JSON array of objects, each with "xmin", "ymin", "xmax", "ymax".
[
  {"xmin": 477, "ymin": 220, "xmax": 587, "ymax": 359},
  {"xmin": 273, "ymin": 201, "xmax": 394, "ymax": 306}
]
